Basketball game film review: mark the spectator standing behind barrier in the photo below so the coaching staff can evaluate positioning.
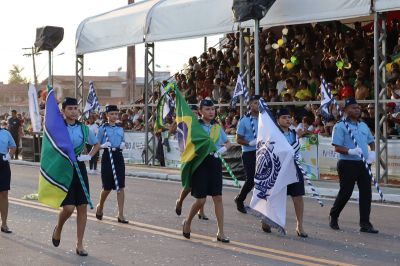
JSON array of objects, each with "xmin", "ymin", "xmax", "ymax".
[
  {"xmin": 7, "ymin": 110, "xmax": 21, "ymax": 160},
  {"xmin": 234, "ymin": 95, "xmax": 260, "ymax": 214},
  {"xmin": 329, "ymin": 98, "xmax": 378, "ymax": 234}
]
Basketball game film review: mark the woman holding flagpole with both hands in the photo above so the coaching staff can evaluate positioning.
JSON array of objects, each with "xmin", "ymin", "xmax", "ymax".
[
  {"xmin": 182, "ymin": 99, "xmax": 232, "ymax": 243},
  {"xmin": 95, "ymin": 105, "xmax": 129, "ymax": 224},
  {"xmin": 52, "ymin": 97, "xmax": 101, "ymax": 256},
  {"xmin": 0, "ymin": 127, "xmax": 16, "ymax": 234},
  {"xmin": 262, "ymin": 108, "xmax": 308, "ymax": 237}
]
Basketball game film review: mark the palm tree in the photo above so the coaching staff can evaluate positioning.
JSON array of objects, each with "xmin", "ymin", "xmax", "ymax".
[{"xmin": 8, "ymin": 65, "xmax": 29, "ymax": 84}]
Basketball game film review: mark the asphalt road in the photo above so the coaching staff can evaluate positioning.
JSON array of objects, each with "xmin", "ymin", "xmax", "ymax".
[{"xmin": 0, "ymin": 164, "xmax": 399, "ymax": 266}]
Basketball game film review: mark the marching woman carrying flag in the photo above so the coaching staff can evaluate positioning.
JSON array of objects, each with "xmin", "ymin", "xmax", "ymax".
[
  {"xmin": 182, "ymin": 98, "xmax": 232, "ymax": 243},
  {"xmin": 0, "ymin": 126, "xmax": 16, "ymax": 234},
  {"xmin": 95, "ymin": 105, "xmax": 128, "ymax": 224},
  {"xmin": 39, "ymin": 95, "xmax": 100, "ymax": 256}
]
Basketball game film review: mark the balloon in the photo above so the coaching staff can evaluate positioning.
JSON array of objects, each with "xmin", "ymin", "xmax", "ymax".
[
  {"xmin": 281, "ymin": 58, "xmax": 287, "ymax": 64},
  {"xmin": 290, "ymin": 56, "xmax": 298, "ymax": 65},
  {"xmin": 386, "ymin": 63, "xmax": 393, "ymax": 72},
  {"xmin": 336, "ymin": 60, "xmax": 344, "ymax": 70},
  {"xmin": 272, "ymin": 43, "xmax": 279, "ymax": 49},
  {"xmin": 277, "ymin": 39, "xmax": 284, "ymax": 46},
  {"xmin": 282, "ymin": 27, "xmax": 289, "ymax": 35},
  {"xmin": 286, "ymin": 62, "xmax": 294, "ymax": 70}
]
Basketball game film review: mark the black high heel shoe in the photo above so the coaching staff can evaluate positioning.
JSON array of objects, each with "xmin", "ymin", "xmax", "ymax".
[
  {"xmin": 52, "ymin": 226, "xmax": 60, "ymax": 247},
  {"xmin": 197, "ymin": 213, "xmax": 209, "ymax": 220},
  {"xmin": 1, "ymin": 226, "xmax": 12, "ymax": 234},
  {"xmin": 182, "ymin": 220, "xmax": 190, "ymax": 239},
  {"xmin": 117, "ymin": 217, "xmax": 129, "ymax": 224},
  {"xmin": 296, "ymin": 229, "xmax": 308, "ymax": 238},
  {"xmin": 76, "ymin": 248, "xmax": 88, "ymax": 256},
  {"xmin": 216, "ymin": 235, "xmax": 230, "ymax": 243}
]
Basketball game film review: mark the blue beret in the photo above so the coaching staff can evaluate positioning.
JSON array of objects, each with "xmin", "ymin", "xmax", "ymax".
[
  {"xmin": 200, "ymin": 99, "xmax": 214, "ymax": 107},
  {"xmin": 105, "ymin": 105, "xmax": 119, "ymax": 113},
  {"xmin": 62, "ymin": 97, "xmax": 78, "ymax": 109},
  {"xmin": 344, "ymin": 97, "xmax": 358, "ymax": 108},
  {"xmin": 249, "ymin": 95, "xmax": 261, "ymax": 102},
  {"xmin": 276, "ymin": 108, "xmax": 290, "ymax": 118}
]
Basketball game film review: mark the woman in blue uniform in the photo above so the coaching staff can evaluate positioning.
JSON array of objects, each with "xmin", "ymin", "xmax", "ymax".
[
  {"xmin": 51, "ymin": 97, "xmax": 100, "ymax": 256},
  {"xmin": 95, "ymin": 105, "xmax": 128, "ymax": 224},
  {"xmin": 0, "ymin": 126, "xmax": 16, "ymax": 233},
  {"xmin": 182, "ymin": 99, "xmax": 231, "ymax": 243},
  {"xmin": 263, "ymin": 108, "xmax": 307, "ymax": 237}
]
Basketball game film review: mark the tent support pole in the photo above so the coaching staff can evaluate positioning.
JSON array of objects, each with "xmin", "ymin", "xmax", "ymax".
[
  {"xmin": 374, "ymin": 12, "xmax": 388, "ymax": 184},
  {"xmin": 75, "ymin": 54, "xmax": 84, "ymax": 109},
  {"xmin": 254, "ymin": 19, "xmax": 260, "ymax": 96},
  {"xmin": 144, "ymin": 42, "xmax": 155, "ymax": 165}
]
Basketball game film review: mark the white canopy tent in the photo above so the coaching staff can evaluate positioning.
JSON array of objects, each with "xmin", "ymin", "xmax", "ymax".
[
  {"xmin": 75, "ymin": 0, "xmax": 399, "ymax": 179},
  {"xmin": 76, "ymin": 0, "xmax": 373, "ymax": 55}
]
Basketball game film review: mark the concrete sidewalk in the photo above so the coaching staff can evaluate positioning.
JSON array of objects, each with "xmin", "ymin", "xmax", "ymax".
[{"xmin": 11, "ymin": 160, "xmax": 400, "ymax": 204}]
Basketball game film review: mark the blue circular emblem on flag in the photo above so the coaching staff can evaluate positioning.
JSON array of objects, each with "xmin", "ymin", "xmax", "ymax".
[
  {"xmin": 255, "ymin": 145, "xmax": 273, "ymax": 181},
  {"xmin": 177, "ymin": 122, "xmax": 188, "ymax": 153}
]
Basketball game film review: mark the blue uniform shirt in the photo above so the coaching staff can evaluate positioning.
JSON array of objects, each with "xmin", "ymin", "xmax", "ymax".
[
  {"xmin": 283, "ymin": 129, "xmax": 296, "ymax": 145},
  {"xmin": 200, "ymin": 122, "xmax": 228, "ymax": 149},
  {"xmin": 66, "ymin": 123, "xmax": 97, "ymax": 149},
  {"xmin": 332, "ymin": 119, "xmax": 374, "ymax": 161},
  {"xmin": 0, "ymin": 129, "xmax": 16, "ymax": 154},
  {"xmin": 236, "ymin": 115, "xmax": 258, "ymax": 152},
  {"xmin": 97, "ymin": 125, "xmax": 125, "ymax": 148}
]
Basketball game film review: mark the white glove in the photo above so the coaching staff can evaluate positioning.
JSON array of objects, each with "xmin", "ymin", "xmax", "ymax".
[
  {"xmin": 294, "ymin": 152, "xmax": 303, "ymax": 162},
  {"xmin": 101, "ymin": 142, "xmax": 111, "ymax": 149},
  {"xmin": 119, "ymin": 142, "xmax": 126, "ymax": 150},
  {"xmin": 77, "ymin": 154, "xmax": 91, "ymax": 162},
  {"xmin": 214, "ymin": 146, "xmax": 227, "ymax": 158},
  {"xmin": 348, "ymin": 147, "xmax": 362, "ymax": 156},
  {"xmin": 2, "ymin": 153, "xmax": 11, "ymax": 161},
  {"xmin": 367, "ymin": 151, "xmax": 376, "ymax": 164},
  {"xmin": 248, "ymin": 139, "xmax": 257, "ymax": 146}
]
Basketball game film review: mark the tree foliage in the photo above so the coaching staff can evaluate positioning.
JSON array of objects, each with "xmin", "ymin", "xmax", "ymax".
[{"xmin": 8, "ymin": 65, "xmax": 29, "ymax": 84}]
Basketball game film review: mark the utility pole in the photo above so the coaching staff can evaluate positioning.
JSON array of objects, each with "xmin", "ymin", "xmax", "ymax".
[
  {"xmin": 23, "ymin": 47, "xmax": 40, "ymax": 88},
  {"xmin": 127, "ymin": 0, "xmax": 136, "ymax": 104}
]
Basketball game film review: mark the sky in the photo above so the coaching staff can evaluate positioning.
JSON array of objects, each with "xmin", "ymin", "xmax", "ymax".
[{"xmin": 0, "ymin": 0, "xmax": 221, "ymax": 84}]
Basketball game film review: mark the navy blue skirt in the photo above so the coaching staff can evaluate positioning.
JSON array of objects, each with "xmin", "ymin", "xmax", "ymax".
[
  {"xmin": 101, "ymin": 149, "xmax": 125, "ymax": 190},
  {"xmin": 0, "ymin": 156, "xmax": 11, "ymax": 192},
  {"xmin": 287, "ymin": 164, "xmax": 305, "ymax": 197},
  {"xmin": 191, "ymin": 155, "xmax": 223, "ymax": 198},
  {"xmin": 61, "ymin": 161, "xmax": 89, "ymax": 206}
]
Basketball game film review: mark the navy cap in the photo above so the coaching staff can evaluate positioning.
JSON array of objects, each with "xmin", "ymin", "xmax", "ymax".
[
  {"xmin": 249, "ymin": 95, "xmax": 261, "ymax": 102},
  {"xmin": 276, "ymin": 108, "xmax": 290, "ymax": 118},
  {"xmin": 344, "ymin": 97, "xmax": 358, "ymax": 108},
  {"xmin": 189, "ymin": 104, "xmax": 199, "ymax": 111},
  {"xmin": 62, "ymin": 97, "xmax": 78, "ymax": 109},
  {"xmin": 105, "ymin": 105, "xmax": 119, "ymax": 113},
  {"xmin": 200, "ymin": 98, "xmax": 214, "ymax": 107}
]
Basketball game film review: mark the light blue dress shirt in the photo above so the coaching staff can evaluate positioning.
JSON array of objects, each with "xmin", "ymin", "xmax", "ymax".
[
  {"xmin": 332, "ymin": 119, "xmax": 374, "ymax": 161},
  {"xmin": 236, "ymin": 115, "xmax": 258, "ymax": 152},
  {"xmin": 97, "ymin": 125, "xmax": 125, "ymax": 148},
  {"xmin": 0, "ymin": 129, "xmax": 16, "ymax": 155},
  {"xmin": 200, "ymin": 122, "xmax": 228, "ymax": 149},
  {"xmin": 66, "ymin": 123, "xmax": 97, "ymax": 149},
  {"xmin": 283, "ymin": 129, "xmax": 296, "ymax": 145}
]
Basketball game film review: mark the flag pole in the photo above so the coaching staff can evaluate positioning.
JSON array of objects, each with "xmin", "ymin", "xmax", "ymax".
[{"xmin": 321, "ymin": 79, "xmax": 384, "ymax": 200}]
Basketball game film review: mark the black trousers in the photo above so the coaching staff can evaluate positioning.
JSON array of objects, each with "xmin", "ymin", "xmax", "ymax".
[
  {"xmin": 86, "ymin": 144, "xmax": 99, "ymax": 170},
  {"xmin": 11, "ymin": 133, "xmax": 19, "ymax": 159},
  {"xmin": 330, "ymin": 160, "xmax": 372, "ymax": 227},
  {"xmin": 237, "ymin": 150, "xmax": 256, "ymax": 202}
]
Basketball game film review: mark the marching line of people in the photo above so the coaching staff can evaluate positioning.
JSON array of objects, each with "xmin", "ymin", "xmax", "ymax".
[{"xmin": 0, "ymin": 95, "xmax": 379, "ymax": 257}]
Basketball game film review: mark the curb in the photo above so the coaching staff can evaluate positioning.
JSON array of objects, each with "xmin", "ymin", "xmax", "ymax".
[{"xmin": 11, "ymin": 160, "xmax": 400, "ymax": 204}]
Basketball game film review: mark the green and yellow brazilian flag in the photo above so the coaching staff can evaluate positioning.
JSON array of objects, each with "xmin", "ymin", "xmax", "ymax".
[{"xmin": 156, "ymin": 83, "xmax": 216, "ymax": 189}]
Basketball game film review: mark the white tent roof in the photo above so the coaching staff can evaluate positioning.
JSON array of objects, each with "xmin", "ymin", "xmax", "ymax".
[
  {"xmin": 375, "ymin": 0, "xmax": 400, "ymax": 12},
  {"xmin": 76, "ymin": 0, "xmax": 374, "ymax": 55}
]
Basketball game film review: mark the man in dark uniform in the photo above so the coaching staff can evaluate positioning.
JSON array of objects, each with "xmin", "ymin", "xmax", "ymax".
[
  {"xmin": 329, "ymin": 98, "xmax": 378, "ymax": 233},
  {"xmin": 7, "ymin": 110, "xmax": 21, "ymax": 159},
  {"xmin": 234, "ymin": 95, "xmax": 260, "ymax": 213}
]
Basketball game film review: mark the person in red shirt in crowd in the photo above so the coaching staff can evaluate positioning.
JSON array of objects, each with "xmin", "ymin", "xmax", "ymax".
[{"xmin": 339, "ymin": 76, "xmax": 354, "ymax": 100}]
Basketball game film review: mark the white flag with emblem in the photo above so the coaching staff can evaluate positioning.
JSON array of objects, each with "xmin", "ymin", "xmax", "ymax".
[{"xmin": 250, "ymin": 99, "xmax": 297, "ymax": 233}]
